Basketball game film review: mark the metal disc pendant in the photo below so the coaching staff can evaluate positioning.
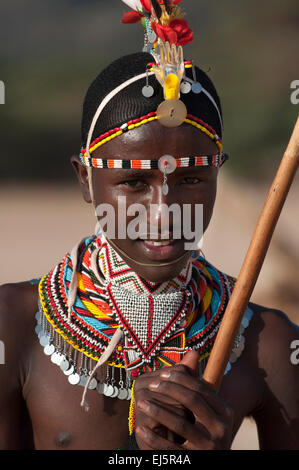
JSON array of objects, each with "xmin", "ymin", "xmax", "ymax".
[
  {"xmin": 40, "ymin": 335, "xmax": 50, "ymax": 347},
  {"xmin": 180, "ymin": 81, "xmax": 192, "ymax": 94},
  {"xmin": 44, "ymin": 344, "xmax": 55, "ymax": 356},
  {"xmin": 60, "ymin": 358, "xmax": 70, "ymax": 372},
  {"xmin": 51, "ymin": 352, "xmax": 62, "ymax": 364},
  {"xmin": 110, "ymin": 386, "xmax": 119, "ymax": 398},
  {"xmin": 63, "ymin": 364, "xmax": 74, "ymax": 376},
  {"xmin": 192, "ymin": 82, "xmax": 203, "ymax": 94},
  {"xmin": 157, "ymin": 100, "xmax": 187, "ymax": 128},
  {"xmin": 35, "ymin": 325, "xmax": 42, "ymax": 335},
  {"xmin": 35, "ymin": 312, "xmax": 41, "ymax": 322},
  {"xmin": 118, "ymin": 388, "xmax": 128, "ymax": 400},
  {"xmin": 79, "ymin": 375, "xmax": 88, "ymax": 387},
  {"xmin": 126, "ymin": 388, "xmax": 132, "ymax": 400},
  {"xmin": 162, "ymin": 184, "xmax": 169, "ymax": 196},
  {"xmin": 88, "ymin": 377, "xmax": 98, "ymax": 390},
  {"xmin": 68, "ymin": 373, "xmax": 80, "ymax": 385},
  {"xmin": 103, "ymin": 384, "xmax": 114, "ymax": 397},
  {"xmin": 158, "ymin": 155, "xmax": 177, "ymax": 174},
  {"xmin": 142, "ymin": 85, "xmax": 154, "ymax": 98}
]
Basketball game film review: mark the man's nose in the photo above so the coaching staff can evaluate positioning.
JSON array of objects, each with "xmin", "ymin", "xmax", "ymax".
[{"xmin": 147, "ymin": 184, "xmax": 174, "ymax": 237}]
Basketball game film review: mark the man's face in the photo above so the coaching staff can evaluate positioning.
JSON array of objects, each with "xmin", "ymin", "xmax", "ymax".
[{"xmin": 77, "ymin": 121, "xmax": 219, "ymax": 282}]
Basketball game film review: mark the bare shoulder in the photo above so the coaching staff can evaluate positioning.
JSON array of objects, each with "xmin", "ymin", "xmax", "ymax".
[
  {"xmin": 247, "ymin": 301, "xmax": 299, "ymax": 366},
  {"xmin": 0, "ymin": 280, "xmax": 39, "ymax": 325},
  {"xmin": 246, "ymin": 302, "xmax": 299, "ymax": 449},
  {"xmin": 0, "ymin": 281, "xmax": 39, "ymax": 375}
]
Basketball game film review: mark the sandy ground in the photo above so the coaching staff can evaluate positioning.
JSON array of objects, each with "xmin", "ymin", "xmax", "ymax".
[{"xmin": 0, "ymin": 170, "xmax": 298, "ymax": 449}]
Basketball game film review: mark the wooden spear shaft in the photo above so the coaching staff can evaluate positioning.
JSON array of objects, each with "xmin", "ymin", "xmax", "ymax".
[{"xmin": 202, "ymin": 115, "xmax": 299, "ymax": 391}]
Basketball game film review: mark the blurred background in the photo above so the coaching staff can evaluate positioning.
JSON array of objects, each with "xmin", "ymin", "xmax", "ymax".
[{"xmin": 0, "ymin": 0, "xmax": 298, "ymax": 450}]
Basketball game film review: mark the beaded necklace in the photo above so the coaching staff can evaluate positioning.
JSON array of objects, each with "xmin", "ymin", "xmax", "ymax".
[{"xmin": 37, "ymin": 235, "xmax": 245, "ymax": 399}]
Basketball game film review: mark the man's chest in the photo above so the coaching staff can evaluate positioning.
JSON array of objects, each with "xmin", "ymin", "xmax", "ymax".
[{"xmin": 23, "ymin": 340, "xmax": 130, "ymax": 449}]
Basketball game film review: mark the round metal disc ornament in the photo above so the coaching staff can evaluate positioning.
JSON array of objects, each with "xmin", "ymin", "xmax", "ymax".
[
  {"xmin": 110, "ymin": 386, "xmax": 119, "ymax": 398},
  {"xmin": 142, "ymin": 85, "xmax": 154, "ymax": 98},
  {"xmin": 68, "ymin": 373, "xmax": 80, "ymax": 385},
  {"xmin": 63, "ymin": 364, "xmax": 74, "ymax": 376},
  {"xmin": 51, "ymin": 352, "xmax": 62, "ymax": 365},
  {"xmin": 180, "ymin": 81, "xmax": 192, "ymax": 94},
  {"xmin": 44, "ymin": 344, "xmax": 55, "ymax": 356},
  {"xmin": 35, "ymin": 325, "xmax": 42, "ymax": 335},
  {"xmin": 79, "ymin": 375, "xmax": 88, "ymax": 387},
  {"xmin": 158, "ymin": 155, "xmax": 177, "ymax": 174},
  {"xmin": 40, "ymin": 335, "xmax": 50, "ymax": 347},
  {"xmin": 88, "ymin": 377, "xmax": 98, "ymax": 390},
  {"xmin": 118, "ymin": 388, "xmax": 128, "ymax": 400},
  {"xmin": 157, "ymin": 99, "xmax": 187, "ymax": 128},
  {"xmin": 192, "ymin": 82, "xmax": 203, "ymax": 94},
  {"xmin": 126, "ymin": 389, "xmax": 132, "ymax": 400},
  {"xmin": 103, "ymin": 384, "xmax": 114, "ymax": 397},
  {"xmin": 60, "ymin": 358, "xmax": 70, "ymax": 372}
]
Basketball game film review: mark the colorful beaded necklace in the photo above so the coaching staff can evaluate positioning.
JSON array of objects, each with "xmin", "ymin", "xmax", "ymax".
[{"xmin": 38, "ymin": 235, "xmax": 235, "ymax": 391}]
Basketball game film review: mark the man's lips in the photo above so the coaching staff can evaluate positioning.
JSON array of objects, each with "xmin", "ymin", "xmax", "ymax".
[{"xmin": 136, "ymin": 238, "xmax": 187, "ymax": 261}]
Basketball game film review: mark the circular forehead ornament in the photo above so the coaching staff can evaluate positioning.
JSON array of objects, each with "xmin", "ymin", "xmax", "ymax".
[
  {"xmin": 157, "ymin": 99, "xmax": 187, "ymax": 128},
  {"xmin": 158, "ymin": 155, "xmax": 177, "ymax": 174},
  {"xmin": 158, "ymin": 155, "xmax": 177, "ymax": 196}
]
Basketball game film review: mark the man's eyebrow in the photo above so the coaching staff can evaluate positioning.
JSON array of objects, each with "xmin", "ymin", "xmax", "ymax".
[{"xmin": 110, "ymin": 169, "xmax": 154, "ymax": 178}]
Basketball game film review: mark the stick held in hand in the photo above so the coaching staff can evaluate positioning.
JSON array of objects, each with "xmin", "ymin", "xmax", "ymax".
[{"xmin": 202, "ymin": 115, "xmax": 299, "ymax": 391}]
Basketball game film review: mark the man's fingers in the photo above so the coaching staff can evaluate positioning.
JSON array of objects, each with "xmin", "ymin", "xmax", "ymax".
[{"xmin": 179, "ymin": 350, "xmax": 200, "ymax": 376}]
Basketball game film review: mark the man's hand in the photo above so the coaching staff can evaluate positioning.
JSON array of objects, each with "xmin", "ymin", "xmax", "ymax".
[{"xmin": 134, "ymin": 351, "xmax": 234, "ymax": 450}]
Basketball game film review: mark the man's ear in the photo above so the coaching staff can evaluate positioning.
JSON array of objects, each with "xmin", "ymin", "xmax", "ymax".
[{"xmin": 70, "ymin": 155, "xmax": 92, "ymax": 204}]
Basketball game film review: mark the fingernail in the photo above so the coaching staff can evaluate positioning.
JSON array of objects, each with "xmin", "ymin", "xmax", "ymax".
[
  {"xmin": 160, "ymin": 370, "xmax": 171, "ymax": 379},
  {"xmin": 137, "ymin": 400, "xmax": 150, "ymax": 412},
  {"xmin": 149, "ymin": 381, "xmax": 160, "ymax": 389}
]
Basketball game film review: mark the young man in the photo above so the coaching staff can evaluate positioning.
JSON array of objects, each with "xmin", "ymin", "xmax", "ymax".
[{"xmin": 0, "ymin": 3, "xmax": 298, "ymax": 450}]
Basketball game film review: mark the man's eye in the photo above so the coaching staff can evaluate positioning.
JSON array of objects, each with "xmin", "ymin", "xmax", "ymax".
[
  {"xmin": 120, "ymin": 180, "xmax": 146, "ymax": 189},
  {"xmin": 181, "ymin": 177, "xmax": 201, "ymax": 185}
]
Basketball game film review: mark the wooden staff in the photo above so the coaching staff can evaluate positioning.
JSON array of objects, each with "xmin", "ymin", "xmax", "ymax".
[{"xmin": 202, "ymin": 115, "xmax": 299, "ymax": 391}]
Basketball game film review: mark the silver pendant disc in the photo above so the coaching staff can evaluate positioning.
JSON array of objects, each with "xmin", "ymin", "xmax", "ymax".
[
  {"xmin": 110, "ymin": 386, "xmax": 119, "ymax": 398},
  {"xmin": 103, "ymin": 384, "xmax": 114, "ymax": 397},
  {"xmin": 180, "ymin": 81, "xmax": 192, "ymax": 94},
  {"xmin": 35, "ymin": 325, "xmax": 42, "ymax": 335},
  {"xmin": 40, "ymin": 335, "xmax": 50, "ymax": 347},
  {"xmin": 192, "ymin": 82, "xmax": 203, "ymax": 94},
  {"xmin": 142, "ymin": 85, "xmax": 154, "ymax": 98},
  {"xmin": 79, "ymin": 375, "xmax": 88, "ymax": 387},
  {"xmin": 118, "ymin": 388, "xmax": 128, "ymax": 400},
  {"xmin": 88, "ymin": 378, "xmax": 98, "ymax": 390},
  {"xmin": 63, "ymin": 364, "xmax": 74, "ymax": 376},
  {"xmin": 44, "ymin": 344, "xmax": 55, "ymax": 356},
  {"xmin": 51, "ymin": 352, "xmax": 62, "ymax": 364},
  {"xmin": 59, "ymin": 358, "xmax": 70, "ymax": 371},
  {"xmin": 68, "ymin": 373, "xmax": 80, "ymax": 385}
]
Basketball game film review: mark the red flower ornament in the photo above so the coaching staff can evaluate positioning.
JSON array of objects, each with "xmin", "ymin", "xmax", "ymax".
[
  {"xmin": 152, "ymin": 18, "xmax": 193, "ymax": 46},
  {"xmin": 121, "ymin": 10, "xmax": 144, "ymax": 23}
]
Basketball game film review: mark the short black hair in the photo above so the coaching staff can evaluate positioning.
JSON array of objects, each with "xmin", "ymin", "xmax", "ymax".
[{"xmin": 81, "ymin": 52, "xmax": 222, "ymax": 147}]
